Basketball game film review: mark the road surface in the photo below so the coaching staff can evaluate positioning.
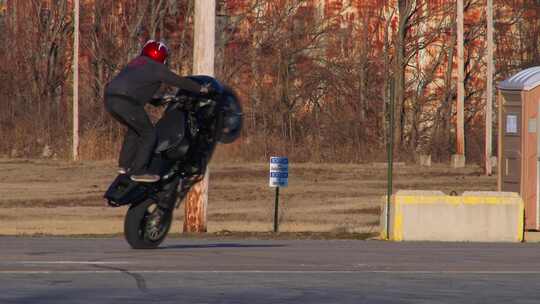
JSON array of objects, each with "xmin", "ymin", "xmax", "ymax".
[{"xmin": 1, "ymin": 237, "xmax": 540, "ymax": 303}]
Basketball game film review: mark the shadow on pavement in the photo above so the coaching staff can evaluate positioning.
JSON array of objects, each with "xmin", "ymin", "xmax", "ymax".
[{"xmin": 160, "ymin": 243, "xmax": 286, "ymax": 250}]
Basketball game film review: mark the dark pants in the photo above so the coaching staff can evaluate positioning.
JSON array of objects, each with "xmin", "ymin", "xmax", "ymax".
[{"xmin": 104, "ymin": 95, "xmax": 157, "ymax": 175}]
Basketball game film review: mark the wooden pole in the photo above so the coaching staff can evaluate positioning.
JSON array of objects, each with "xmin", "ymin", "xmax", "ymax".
[
  {"xmin": 485, "ymin": 0, "xmax": 494, "ymax": 175},
  {"xmin": 184, "ymin": 0, "xmax": 215, "ymax": 233},
  {"xmin": 456, "ymin": 0, "xmax": 465, "ymax": 158},
  {"xmin": 72, "ymin": 0, "xmax": 79, "ymax": 161},
  {"xmin": 452, "ymin": 0, "xmax": 466, "ymax": 168}
]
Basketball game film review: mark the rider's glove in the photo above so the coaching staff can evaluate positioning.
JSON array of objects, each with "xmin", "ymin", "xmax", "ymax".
[
  {"xmin": 162, "ymin": 93, "xmax": 176, "ymax": 103},
  {"xmin": 150, "ymin": 94, "xmax": 175, "ymax": 106},
  {"xmin": 199, "ymin": 83, "xmax": 216, "ymax": 97}
]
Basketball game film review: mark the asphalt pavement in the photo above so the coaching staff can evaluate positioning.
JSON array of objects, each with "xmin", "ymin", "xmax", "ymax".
[{"xmin": 1, "ymin": 237, "xmax": 540, "ymax": 303}]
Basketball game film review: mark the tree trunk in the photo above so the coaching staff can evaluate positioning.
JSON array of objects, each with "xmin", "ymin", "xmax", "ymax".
[
  {"xmin": 394, "ymin": 0, "xmax": 413, "ymax": 150},
  {"xmin": 432, "ymin": 18, "xmax": 457, "ymax": 160}
]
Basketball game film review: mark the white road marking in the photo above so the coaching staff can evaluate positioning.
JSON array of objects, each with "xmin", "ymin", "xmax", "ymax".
[
  {"xmin": 8, "ymin": 261, "xmax": 130, "ymax": 265},
  {"xmin": 1, "ymin": 270, "xmax": 540, "ymax": 275}
]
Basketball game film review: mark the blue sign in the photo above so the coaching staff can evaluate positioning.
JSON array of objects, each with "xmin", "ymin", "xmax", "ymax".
[
  {"xmin": 270, "ymin": 157, "xmax": 289, "ymax": 164},
  {"xmin": 270, "ymin": 172, "xmax": 288, "ymax": 178},
  {"xmin": 269, "ymin": 157, "xmax": 288, "ymax": 187}
]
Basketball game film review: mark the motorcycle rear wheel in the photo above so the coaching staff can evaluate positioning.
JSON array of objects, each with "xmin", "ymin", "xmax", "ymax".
[{"xmin": 124, "ymin": 199, "xmax": 173, "ymax": 249}]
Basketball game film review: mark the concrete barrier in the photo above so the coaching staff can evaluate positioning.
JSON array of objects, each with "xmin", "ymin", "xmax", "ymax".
[{"xmin": 381, "ymin": 190, "xmax": 524, "ymax": 242}]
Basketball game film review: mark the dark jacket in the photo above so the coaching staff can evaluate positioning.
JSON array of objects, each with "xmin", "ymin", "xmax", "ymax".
[{"xmin": 105, "ymin": 56, "xmax": 201, "ymax": 105}]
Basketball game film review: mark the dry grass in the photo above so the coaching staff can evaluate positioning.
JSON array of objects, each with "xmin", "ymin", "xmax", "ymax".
[{"xmin": 0, "ymin": 158, "xmax": 497, "ymax": 236}]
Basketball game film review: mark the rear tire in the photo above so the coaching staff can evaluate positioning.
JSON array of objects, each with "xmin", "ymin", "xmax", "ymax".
[{"xmin": 124, "ymin": 199, "xmax": 173, "ymax": 249}]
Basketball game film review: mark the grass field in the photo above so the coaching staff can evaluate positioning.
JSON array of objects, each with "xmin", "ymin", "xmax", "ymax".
[{"xmin": 0, "ymin": 158, "xmax": 497, "ymax": 236}]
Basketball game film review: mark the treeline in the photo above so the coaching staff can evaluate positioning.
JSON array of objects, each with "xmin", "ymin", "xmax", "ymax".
[{"xmin": 0, "ymin": 0, "xmax": 538, "ymax": 163}]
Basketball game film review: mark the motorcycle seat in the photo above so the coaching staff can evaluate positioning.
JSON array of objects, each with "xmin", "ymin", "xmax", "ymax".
[{"xmin": 155, "ymin": 106, "xmax": 186, "ymax": 153}]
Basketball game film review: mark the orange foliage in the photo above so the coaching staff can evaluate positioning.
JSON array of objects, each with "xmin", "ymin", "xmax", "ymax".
[{"xmin": 0, "ymin": 0, "xmax": 539, "ymax": 164}]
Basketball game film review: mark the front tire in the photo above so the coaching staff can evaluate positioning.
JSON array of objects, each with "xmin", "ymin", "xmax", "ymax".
[{"xmin": 124, "ymin": 199, "xmax": 173, "ymax": 249}]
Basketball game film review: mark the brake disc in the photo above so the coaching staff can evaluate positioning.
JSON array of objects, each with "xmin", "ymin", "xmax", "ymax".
[{"xmin": 145, "ymin": 209, "xmax": 165, "ymax": 241}]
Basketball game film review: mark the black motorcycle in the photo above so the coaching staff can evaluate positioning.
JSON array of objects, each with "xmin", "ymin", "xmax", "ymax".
[{"xmin": 104, "ymin": 76, "xmax": 242, "ymax": 249}]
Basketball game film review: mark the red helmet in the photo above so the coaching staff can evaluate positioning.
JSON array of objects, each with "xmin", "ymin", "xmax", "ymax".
[{"xmin": 141, "ymin": 40, "xmax": 169, "ymax": 64}]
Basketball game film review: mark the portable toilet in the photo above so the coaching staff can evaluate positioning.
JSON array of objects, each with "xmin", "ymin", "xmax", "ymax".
[{"xmin": 498, "ymin": 66, "xmax": 540, "ymax": 230}]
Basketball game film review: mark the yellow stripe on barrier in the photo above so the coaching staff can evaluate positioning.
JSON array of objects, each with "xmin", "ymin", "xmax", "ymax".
[
  {"xmin": 518, "ymin": 203, "xmax": 525, "ymax": 242},
  {"xmin": 392, "ymin": 197, "xmax": 403, "ymax": 241},
  {"xmin": 400, "ymin": 196, "xmax": 521, "ymax": 205},
  {"xmin": 394, "ymin": 212, "xmax": 403, "ymax": 241}
]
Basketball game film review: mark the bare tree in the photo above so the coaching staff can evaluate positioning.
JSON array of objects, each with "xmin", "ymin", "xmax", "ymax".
[{"xmin": 0, "ymin": 0, "xmax": 72, "ymax": 156}]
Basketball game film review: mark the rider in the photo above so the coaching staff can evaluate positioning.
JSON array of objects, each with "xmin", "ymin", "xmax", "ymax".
[{"xmin": 104, "ymin": 40, "xmax": 212, "ymax": 183}]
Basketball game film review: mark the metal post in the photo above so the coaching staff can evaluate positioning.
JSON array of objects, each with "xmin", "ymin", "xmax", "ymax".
[
  {"xmin": 72, "ymin": 0, "xmax": 79, "ymax": 161},
  {"xmin": 386, "ymin": 79, "xmax": 395, "ymax": 240},
  {"xmin": 274, "ymin": 187, "xmax": 280, "ymax": 233}
]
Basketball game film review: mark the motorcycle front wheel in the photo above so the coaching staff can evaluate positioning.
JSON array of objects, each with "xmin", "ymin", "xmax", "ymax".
[{"xmin": 124, "ymin": 199, "xmax": 173, "ymax": 249}]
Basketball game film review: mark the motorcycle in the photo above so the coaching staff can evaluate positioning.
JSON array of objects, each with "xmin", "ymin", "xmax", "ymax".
[{"xmin": 104, "ymin": 76, "xmax": 242, "ymax": 249}]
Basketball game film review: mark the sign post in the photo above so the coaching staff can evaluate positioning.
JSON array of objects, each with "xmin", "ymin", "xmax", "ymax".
[
  {"xmin": 269, "ymin": 157, "xmax": 288, "ymax": 233},
  {"xmin": 274, "ymin": 187, "xmax": 280, "ymax": 233}
]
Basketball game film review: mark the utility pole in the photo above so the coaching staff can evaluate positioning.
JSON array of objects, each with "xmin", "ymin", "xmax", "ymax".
[
  {"xmin": 72, "ymin": 0, "xmax": 80, "ymax": 161},
  {"xmin": 184, "ymin": 0, "xmax": 215, "ymax": 233},
  {"xmin": 485, "ymin": 0, "xmax": 494, "ymax": 175},
  {"xmin": 453, "ymin": 0, "xmax": 466, "ymax": 168}
]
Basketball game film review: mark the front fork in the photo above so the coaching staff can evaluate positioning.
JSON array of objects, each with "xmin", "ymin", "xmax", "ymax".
[
  {"xmin": 156, "ymin": 176, "xmax": 182, "ymax": 210},
  {"xmin": 156, "ymin": 171, "xmax": 205, "ymax": 211}
]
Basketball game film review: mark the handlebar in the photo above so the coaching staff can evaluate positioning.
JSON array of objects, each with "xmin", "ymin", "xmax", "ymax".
[{"xmin": 156, "ymin": 93, "xmax": 217, "ymax": 112}]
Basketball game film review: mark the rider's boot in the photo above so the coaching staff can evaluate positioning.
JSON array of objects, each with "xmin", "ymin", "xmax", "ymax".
[
  {"xmin": 130, "ymin": 174, "xmax": 160, "ymax": 183},
  {"xmin": 118, "ymin": 167, "xmax": 129, "ymax": 174}
]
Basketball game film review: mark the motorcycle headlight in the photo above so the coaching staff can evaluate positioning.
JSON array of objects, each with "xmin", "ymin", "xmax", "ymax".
[{"xmin": 219, "ymin": 91, "xmax": 243, "ymax": 144}]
